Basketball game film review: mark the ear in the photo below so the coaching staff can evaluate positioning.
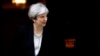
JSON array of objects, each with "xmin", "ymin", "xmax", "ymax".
[
  {"xmin": 32, "ymin": 19, "xmax": 35, "ymax": 22},
  {"xmin": 32, "ymin": 16, "xmax": 37, "ymax": 22}
]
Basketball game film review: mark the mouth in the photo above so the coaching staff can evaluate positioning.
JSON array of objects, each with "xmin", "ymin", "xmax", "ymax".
[{"xmin": 42, "ymin": 22, "xmax": 46, "ymax": 24}]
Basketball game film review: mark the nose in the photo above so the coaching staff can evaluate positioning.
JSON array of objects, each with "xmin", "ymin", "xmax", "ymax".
[{"xmin": 44, "ymin": 17, "xmax": 47, "ymax": 21}]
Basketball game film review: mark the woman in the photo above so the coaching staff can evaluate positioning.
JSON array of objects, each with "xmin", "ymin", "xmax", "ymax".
[
  {"xmin": 27, "ymin": 2, "xmax": 49, "ymax": 56},
  {"xmin": 13, "ymin": 2, "xmax": 65, "ymax": 56}
]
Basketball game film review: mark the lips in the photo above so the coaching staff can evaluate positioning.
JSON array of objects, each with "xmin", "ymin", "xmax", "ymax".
[{"xmin": 42, "ymin": 22, "xmax": 46, "ymax": 24}]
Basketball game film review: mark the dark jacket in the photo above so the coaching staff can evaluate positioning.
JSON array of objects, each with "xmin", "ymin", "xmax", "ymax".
[{"xmin": 12, "ymin": 21, "xmax": 65, "ymax": 56}]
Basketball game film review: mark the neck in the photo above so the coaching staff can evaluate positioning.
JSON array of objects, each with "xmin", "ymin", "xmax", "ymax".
[{"xmin": 33, "ymin": 23, "xmax": 43, "ymax": 36}]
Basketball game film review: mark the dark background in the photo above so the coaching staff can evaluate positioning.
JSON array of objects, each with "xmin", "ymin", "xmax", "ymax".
[
  {"xmin": 1, "ymin": 0, "xmax": 98, "ymax": 55},
  {"xmin": 96, "ymin": 0, "xmax": 100, "ymax": 55}
]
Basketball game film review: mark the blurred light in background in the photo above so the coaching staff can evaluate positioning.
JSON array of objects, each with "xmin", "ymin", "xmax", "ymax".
[
  {"xmin": 12, "ymin": 0, "xmax": 27, "ymax": 4},
  {"xmin": 2, "ymin": 0, "xmax": 28, "ymax": 10},
  {"xmin": 12, "ymin": 0, "xmax": 27, "ymax": 7},
  {"xmin": 65, "ymin": 38, "xmax": 76, "ymax": 48}
]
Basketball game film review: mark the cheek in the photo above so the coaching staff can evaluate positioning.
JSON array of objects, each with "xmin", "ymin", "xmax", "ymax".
[{"xmin": 37, "ymin": 20, "xmax": 43, "ymax": 24}]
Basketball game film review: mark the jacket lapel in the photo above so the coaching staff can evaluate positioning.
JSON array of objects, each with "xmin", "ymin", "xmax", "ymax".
[{"xmin": 37, "ymin": 27, "xmax": 49, "ymax": 56}]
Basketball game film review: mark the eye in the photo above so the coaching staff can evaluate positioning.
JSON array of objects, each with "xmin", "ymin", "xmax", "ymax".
[{"xmin": 40, "ymin": 16, "xmax": 45, "ymax": 18}]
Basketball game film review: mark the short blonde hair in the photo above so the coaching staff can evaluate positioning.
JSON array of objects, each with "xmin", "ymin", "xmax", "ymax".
[{"xmin": 28, "ymin": 2, "xmax": 49, "ymax": 20}]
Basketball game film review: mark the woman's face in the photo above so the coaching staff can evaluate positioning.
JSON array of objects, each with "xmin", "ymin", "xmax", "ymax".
[{"xmin": 33, "ymin": 13, "xmax": 48, "ymax": 27}]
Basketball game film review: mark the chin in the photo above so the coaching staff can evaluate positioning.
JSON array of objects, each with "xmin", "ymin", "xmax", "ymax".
[{"xmin": 42, "ymin": 24, "xmax": 46, "ymax": 27}]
